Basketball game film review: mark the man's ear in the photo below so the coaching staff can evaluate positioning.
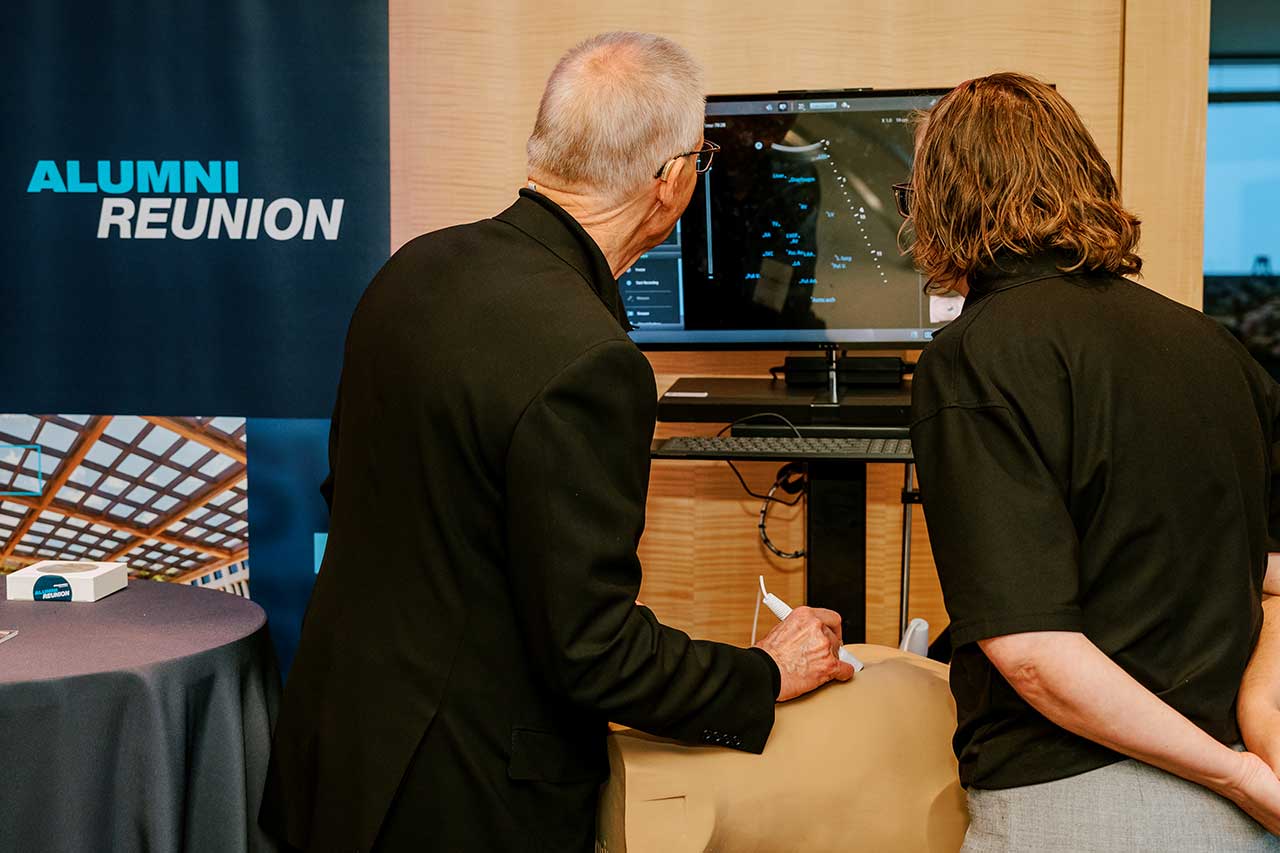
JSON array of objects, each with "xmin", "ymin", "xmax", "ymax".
[{"xmin": 654, "ymin": 156, "xmax": 688, "ymax": 207}]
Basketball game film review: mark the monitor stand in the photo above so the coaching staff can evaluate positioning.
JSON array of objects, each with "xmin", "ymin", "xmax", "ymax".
[
  {"xmin": 811, "ymin": 347, "xmax": 843, "ymax": 413},
  {"xmin": 654, "ymin": 363, "xmax": 914, "ymax": 643}
]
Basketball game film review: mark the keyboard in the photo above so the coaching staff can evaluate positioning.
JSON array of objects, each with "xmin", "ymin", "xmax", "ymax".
[{"xmin": 651, "ymin": 435, "xmax": 913, "ymax": 462}]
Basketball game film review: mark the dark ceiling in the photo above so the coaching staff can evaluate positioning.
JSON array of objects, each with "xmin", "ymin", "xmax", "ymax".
[{"xmin": 1211, "ymin": 0, "xmax": 1280, "ymax": 58}]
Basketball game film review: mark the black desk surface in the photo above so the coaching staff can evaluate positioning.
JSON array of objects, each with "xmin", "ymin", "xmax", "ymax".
[{"xmin": 657, "ymin": 376, "xmax": 912, "ymax": 426}]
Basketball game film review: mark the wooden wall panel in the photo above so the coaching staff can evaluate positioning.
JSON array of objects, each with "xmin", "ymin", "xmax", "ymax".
[
  {"xmin": 389, "ymin": 0, "xmax": 1209, "ymax": 647},
  {"xmin": 390, "ymin": 0, "xmax": 1125, "ymax": 250},
  {"xmin": 1119, "ymin": 0, "xmax": 1212, "ymax": 308}
]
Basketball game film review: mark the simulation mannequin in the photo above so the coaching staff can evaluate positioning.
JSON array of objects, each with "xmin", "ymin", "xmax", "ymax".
[{"xmin": 598, "ymin": 645, "xmax": 967, "ymax": 852}]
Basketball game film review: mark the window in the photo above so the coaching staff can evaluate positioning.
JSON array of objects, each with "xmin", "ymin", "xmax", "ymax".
[{"xmin": 1203, "ymin": 59, "xmax": 1280, "ymax": 378}]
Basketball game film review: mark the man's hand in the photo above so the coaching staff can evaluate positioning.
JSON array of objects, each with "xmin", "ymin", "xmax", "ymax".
[
  {"xmin": 754, "ymin": 606, "xmax": 855, "ymax": 701},
  {"xmin": 1219, "ymin": 750, "xmax": 1280, "ymax": 836}
]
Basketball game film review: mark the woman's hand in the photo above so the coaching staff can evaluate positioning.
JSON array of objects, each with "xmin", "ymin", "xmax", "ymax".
[
  {"xmin": 1239, "ymin": 699, "xmax": 1280, "ymax": 778},
  {"xmin": 1220, "ymin": 750, "xmax": 1280, "ymax": 836},
  {"xmin": 979, "ymin": 630, "xmax": 1280, "ymax": 834},
  {"xmin": 1239, "ymin": 586, "xmax": 1280, "ymax": 782}
]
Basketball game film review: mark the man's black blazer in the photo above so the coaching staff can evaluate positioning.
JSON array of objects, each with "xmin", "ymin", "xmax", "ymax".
[{"xmin": 259, "ymin": 190, "xmax": 780, "ymax": 852}]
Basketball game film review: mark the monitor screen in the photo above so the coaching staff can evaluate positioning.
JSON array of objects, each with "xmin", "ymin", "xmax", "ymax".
[{"xmin": 625, "ymin": 88, "xmax": 957, "ymax": 349}]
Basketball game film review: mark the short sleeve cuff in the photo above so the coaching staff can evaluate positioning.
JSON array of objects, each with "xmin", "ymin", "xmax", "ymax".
[{"xmin": 948, "ymin": 608, "xmax": 1085, "ymax": 649}]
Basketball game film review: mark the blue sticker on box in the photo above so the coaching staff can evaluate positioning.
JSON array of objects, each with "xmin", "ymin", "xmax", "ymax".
[{"xmin": 33, "ymin": 575, "xmax": 72, "ymax": 601}]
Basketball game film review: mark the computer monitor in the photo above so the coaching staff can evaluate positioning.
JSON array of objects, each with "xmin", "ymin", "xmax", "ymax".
[{"xmin": 625, "ymin": 88, "xmax": 954, "ymax": 350}]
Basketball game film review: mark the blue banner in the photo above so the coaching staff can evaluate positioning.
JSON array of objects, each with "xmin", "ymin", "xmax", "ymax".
[
  {"xmin": 1, "ymin": 1, "xmax": 390, "ymax": 674},
  {"xmin": 1, "ymin": 1, "xmax": 389, "ymax": 418}
]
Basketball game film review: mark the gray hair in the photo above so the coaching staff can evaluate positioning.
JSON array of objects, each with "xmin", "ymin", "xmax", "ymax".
[{"xmin": 526, "ymin": 32, "xmax": 705, "ymax": 203}]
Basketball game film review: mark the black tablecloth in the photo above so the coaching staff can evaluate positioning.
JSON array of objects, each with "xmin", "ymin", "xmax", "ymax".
[{"xmin": 0, "ymin": 581, "xmax": 280, "ymax": 853}]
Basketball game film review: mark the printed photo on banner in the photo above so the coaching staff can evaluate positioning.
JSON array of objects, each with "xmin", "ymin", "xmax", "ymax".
[{"xmin": 0, "ymin": 414, "xmax": 250, "ymax": 596}]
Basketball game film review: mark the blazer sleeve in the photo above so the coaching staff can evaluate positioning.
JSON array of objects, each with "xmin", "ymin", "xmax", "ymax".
[{"xmin": 505, "ymin": 339, "xmax": 778, "ymax": 753}]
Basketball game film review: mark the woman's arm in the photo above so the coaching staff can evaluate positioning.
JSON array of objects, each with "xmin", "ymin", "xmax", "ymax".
[
  {"xmin": 1239, "ymin": 556, "xmax": 1280, "ymax": 773},
  {"xmin": 980, "ymin": 630, "xmax": 1280, "ymax": 834}
]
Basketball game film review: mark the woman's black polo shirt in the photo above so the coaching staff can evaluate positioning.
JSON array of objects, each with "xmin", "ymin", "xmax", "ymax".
[{"xmin": 910, "ymin": 252, "xmax": 1280, "ymax": 790}]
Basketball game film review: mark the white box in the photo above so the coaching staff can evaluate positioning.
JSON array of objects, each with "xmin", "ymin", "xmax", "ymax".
[{"xmin": 6, "ymin": 561, "xmax": 128, "ymax": 602}]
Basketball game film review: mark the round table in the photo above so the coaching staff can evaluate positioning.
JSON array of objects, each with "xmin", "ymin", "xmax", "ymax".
[{"xmin": 0, "ymin": 580, "xmax": 280, "ymax": 853}]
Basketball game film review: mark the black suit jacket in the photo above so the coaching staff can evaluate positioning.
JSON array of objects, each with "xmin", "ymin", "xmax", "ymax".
[{"xmin": 259, "ymin": 190, "xmax": 780, "ymax": 852}]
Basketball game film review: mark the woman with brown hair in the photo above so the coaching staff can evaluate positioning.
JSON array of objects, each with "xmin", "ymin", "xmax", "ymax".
[{"xmin": 906, "ymin": 72, "xmax": 1280, "ymax": 850}]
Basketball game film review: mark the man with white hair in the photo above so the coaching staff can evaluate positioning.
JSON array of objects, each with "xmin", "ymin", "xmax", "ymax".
[{"xmin": 259, "ymin": 32, "xmax": 853, "ymax": 852}]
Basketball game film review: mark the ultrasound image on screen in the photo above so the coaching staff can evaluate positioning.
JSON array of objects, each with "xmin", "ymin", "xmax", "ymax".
[{"xmin": 626, "ymin": 91, "xmax": 949, "ymax": 347}]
